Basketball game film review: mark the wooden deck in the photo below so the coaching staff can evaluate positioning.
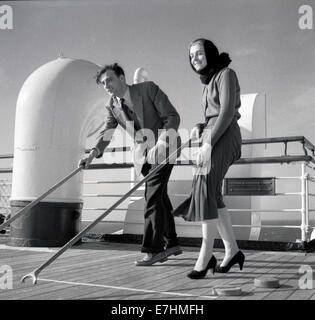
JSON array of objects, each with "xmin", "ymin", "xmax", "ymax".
[{"xmin": 0, "ymin": 239, "xmax": 314, "ymax": 300}]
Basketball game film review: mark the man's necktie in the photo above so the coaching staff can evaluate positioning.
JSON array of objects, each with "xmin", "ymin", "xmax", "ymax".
[
  {"xmin": 120, "ymin": 98, "xmax": 140, "ymax": 130},
  {"xmin": 120, "ymin": 99, "xmax": 145, "ymax": 176}
]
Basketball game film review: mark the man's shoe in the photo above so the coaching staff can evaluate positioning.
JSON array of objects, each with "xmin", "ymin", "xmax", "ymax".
[
  {"xmin": 165, "ymin": 245, "xmax": 183, "ymax": 258},
  {"xmin": 135, "ymin": 251, "xmax": 168, "ymax": 266}
]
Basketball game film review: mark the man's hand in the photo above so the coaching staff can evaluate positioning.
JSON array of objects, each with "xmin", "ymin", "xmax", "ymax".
[
  {"xmin": 147, "ymin": 140, "xmax": 168, "ymax": 164},
  {"xmin": 78, "ymin": 148, "xmax": 98, "ymax": 169},
  {"xmin": 195, "ymin": 142, "xmax": 211, "ymax": 167}
]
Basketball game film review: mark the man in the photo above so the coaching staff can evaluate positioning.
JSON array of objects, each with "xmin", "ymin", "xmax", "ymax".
[{"xmin": 80, "ymin": 63, "xmax": 182, "ymax": 266}]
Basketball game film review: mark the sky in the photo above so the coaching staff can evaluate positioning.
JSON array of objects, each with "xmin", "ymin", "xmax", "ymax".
[{"xmin": 1, "ymin": 0, "xmax": 315, "ymax": 154}]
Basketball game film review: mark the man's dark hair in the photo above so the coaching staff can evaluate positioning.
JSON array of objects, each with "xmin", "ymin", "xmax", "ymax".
[{"xmin": 96, "ymin": 63, "xmax": 125, "ymax": 84}]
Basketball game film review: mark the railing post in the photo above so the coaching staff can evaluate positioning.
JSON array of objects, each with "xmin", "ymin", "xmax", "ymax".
[
  {"xmin": 305, "ymin": 170, "xmax": 310, "ymax": 240},
  {"xmin": 130, "ymin": 167, "xmax": 137, "ymax": 189},
  {"xmin": 301, "ymin": 162, "xmax": 308, "ymax": 242}
]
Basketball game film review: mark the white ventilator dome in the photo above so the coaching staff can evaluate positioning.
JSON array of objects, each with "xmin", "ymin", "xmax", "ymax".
[
  {"xmin": 10, "ymin": 58, "xmax": 108, "ymax": 246},
  {"xmin": 133, "ymin": 67, "xmax": 149, "ymax": 84},
  {"xmin": 11, "ymin": 57, "xmax": 107, "ymax": 203}
]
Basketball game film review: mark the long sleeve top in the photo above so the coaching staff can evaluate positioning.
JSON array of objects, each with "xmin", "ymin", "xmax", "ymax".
[{"xmin": 201, "ymin": 67, "xmax": 241, "ymax": 146}]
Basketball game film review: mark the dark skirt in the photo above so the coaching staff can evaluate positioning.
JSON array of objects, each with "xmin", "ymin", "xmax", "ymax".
[{"xmin": 173, "ymin": 118, "xmax": 242, "ymax": 221}]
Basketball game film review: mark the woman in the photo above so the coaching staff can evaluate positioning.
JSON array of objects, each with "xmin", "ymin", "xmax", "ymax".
[{"xmin": 173, "ymin": 38, "xmax": 245, "ymax": 279}]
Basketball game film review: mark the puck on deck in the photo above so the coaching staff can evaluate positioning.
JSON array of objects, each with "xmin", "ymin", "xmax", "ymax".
[
  {"xmin": 212, "ymin": 286, "xmax": 242, "ymax": 296},
  {"xmin": 254, "ymin": 277, "xmax": 280, "ymax": 288}
]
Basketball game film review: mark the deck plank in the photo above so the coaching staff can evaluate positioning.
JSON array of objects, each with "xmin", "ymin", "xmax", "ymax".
[
  {"xmin": 239, "ymin": 253, "xmax": 299, "ymax": 300},
  {"xmin": 214, "ymin": 252, "xmax": 280, "ymax": 300},
  {"xmin": 309, "ymin": 292, "xmax": 315, "ymax": 300},
  {"xmin": 0, "ymin": 243, "xmax": 314, "ymax": 300}
]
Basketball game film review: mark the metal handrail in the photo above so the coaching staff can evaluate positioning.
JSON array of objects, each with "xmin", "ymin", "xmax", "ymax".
[
  {"xmin": 0, "ymin": 154, "xmax": 13, "ymax": 159},
  {"xmin": 0, "ymin": 168, "xmax": 13, "ymax": 173},
  {"xmin": 1, "ymin": 135, "xmax": 315, "ymax": 243},
  {"xmin": 0, "ymin": 135, "xmax": 314, "ymax": 160}
]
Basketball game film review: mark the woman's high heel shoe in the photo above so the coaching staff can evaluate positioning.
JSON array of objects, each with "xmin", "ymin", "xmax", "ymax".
[
  {"xmin": 187, "ymin": 255, "xmax": 217, "ymax": 279},
  {"xmin": 215, "ymin": 250, "xmax": 245, "ymax": 273}
]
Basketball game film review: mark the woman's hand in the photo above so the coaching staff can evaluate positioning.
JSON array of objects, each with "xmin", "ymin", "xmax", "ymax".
[
  {"xmin": 190, "ymin": 127, "xmax": 200, "ymax": 142},
  {"xmin": 190, "ymin": 123, "xmax": 204, "ymax": 141},
  {"xmin": 195, "ymin": 142, "xmax": 211, "ymax": 167}
]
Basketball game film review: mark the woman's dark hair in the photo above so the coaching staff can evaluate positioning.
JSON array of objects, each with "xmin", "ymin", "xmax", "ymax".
[
  {"xmin": 189, "ymin": 38, "xmax": 231, "ymax": 78},
  {"xmin": 96, "ymin": 63, "xmax": 125, "ymax": 84}
]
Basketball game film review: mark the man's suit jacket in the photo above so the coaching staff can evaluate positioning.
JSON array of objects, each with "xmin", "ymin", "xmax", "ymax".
[{"xmin": 94, "ymin": 81, "xmax": 180, "ymax": 162}]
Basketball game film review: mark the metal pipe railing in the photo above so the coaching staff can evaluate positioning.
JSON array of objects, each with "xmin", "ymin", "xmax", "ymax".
[
  {"xmin": 1, "ymin": 135, "xmax": 315, "ymax": 242},
  {"xmin": 301, "ymin": 163, "xmax": 307, "ymax": 242}
]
